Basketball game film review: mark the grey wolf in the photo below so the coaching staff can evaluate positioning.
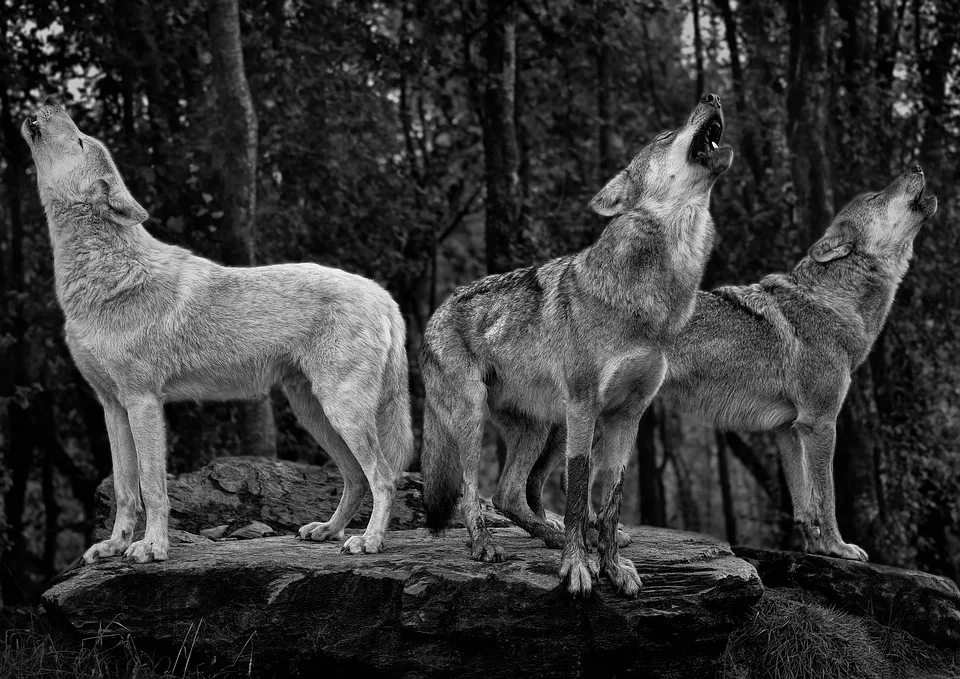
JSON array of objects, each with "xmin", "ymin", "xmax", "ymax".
[
  {"xmin": 524, "ymin": 167, "xmax": 937, "ymax": 562},
  {"xmin": 22, "ymin": 97, "xmax": 413, "ymax": 563},
  {"xmin": 420, "ymin": 94, "xmax": 733, "ymax": 597}
]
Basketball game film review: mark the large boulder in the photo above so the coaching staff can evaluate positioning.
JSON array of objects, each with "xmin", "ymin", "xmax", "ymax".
[
  {"xmin": 43, "ymin": 527, "xmax": 763, "ymax": 678},
  {"xmin": 734, "ymin": 546, "xmax": 960, "ymax": 649},
  {"xmin": 93, "ymin": 456, "xmax": 512, "ymax": 540}
]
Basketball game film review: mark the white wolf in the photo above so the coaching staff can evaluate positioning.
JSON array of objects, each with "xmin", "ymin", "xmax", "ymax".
[{"xmin": 22, "ymin": 97, "xmax": 413, "ymax": 564}]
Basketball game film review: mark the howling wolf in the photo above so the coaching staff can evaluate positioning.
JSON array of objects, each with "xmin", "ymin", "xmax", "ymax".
[
  {"xmin": 22, "ymin": 97, "xmax": 413, "ymax": 563},
  {"xmin": 420, "ymin": 94, "xmax": 733, "ymax": 597},
  {"xmin": 522, "ymin": 167, "xmax": 937, "ymax": 565}
]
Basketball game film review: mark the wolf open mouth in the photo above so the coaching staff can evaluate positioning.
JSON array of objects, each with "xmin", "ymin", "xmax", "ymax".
[
  {"xmin": 692, "ymin": 114, "xmax": 723, "ymax": 164},
  {"xmin": 911, "ymin": 182, "xmax": 937, "ymax": 216}
]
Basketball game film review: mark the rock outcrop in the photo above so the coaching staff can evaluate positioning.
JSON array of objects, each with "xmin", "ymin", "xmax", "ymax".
[
  {"xmin": 44, "ymin": 527, "xmax": 762, "ymax": 678},
  {"xmin": 93, "ymin": 457, "xmax": 512, "ymax": 541},
  {"xmin": 734, "ymin": 546, "xmax": 960, "ymax": 649},
  {"xmin": 53, "ymin": 458, "xmax": 960, "ymax": 677}
]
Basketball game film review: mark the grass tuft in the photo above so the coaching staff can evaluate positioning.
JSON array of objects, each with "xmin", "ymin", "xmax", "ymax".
[
  {"xmin": 0, "ymin": 606, "xmax": 253, "ymax": 678},
  {"xmin": 722, "ymin": 590, "xmax": 960, "ymax": 679}
]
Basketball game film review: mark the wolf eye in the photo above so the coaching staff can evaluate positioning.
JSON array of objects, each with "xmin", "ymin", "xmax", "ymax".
[{"xmin": 78, "ymin": 138, "xmax": 84, "ymax": 149}]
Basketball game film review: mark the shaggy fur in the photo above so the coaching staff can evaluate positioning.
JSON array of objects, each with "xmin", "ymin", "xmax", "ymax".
[
  {"xmin": 522, "ymin": 167, "xmax": 937, "ymax": 562},
  {"xmin": 22, "ymin": 97, "xmax": 413, "ymax": 564},
  {"xmin": 420, "ymin": 94, "xmax": 733, "ymax": 597}
]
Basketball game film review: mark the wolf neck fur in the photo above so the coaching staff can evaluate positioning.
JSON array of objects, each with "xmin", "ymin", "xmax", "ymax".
[
  {"xmin": 787, "ymin": 252, "xmax": 906, "ymax": 364},
  {"xmin": 47, "ymin": 202, "xmax": 181, "ymax": 321},
  {"xmin": 578, "ymin": 193, "xmax": 713, "ymax": 316}
]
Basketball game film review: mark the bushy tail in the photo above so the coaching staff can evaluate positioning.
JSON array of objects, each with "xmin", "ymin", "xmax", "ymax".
[
  {"xmin": 378, "ymin": 313, "xmax": 415, "ymax": 478},
  {"xmin": 419, "ymin": 339, "xmax": 470, "ymax": 535}
]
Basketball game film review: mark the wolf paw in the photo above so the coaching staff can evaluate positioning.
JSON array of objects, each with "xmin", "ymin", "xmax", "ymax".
[
  {"xmin": 559, "ymin": 552, "xmax": 599, "ymax": 598},
  {"xmin": 470, "ymin": 540, "xmax": 505, "ymax": 563},
  {"xmin": 341, "ymin": 534, "xmax": 384, "ymax": 554},
  {"xmin": 82, "ymin": 538, "xmax": 129, "ymax": 564},
  {"xmin": 298, "ymin": 521, "xmax": 345, "ymax": 542},
  {"xmin": 123, "ymin": 539, "xmax": 168, "ymax": 563},
  {"xmin": 818, "ymin": 541, "xmax": 869, "ymax": 563},
  {"xmin": 602, "ymin": 556, "xmax": 642, "ymax": 597},
  {"xmin": 543, "ymin": 511, "xmax": 565, "ymax": 535}
]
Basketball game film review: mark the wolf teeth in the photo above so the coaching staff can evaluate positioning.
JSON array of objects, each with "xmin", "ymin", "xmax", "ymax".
[{"xmin": 710, "ymin": 141, "xmax": 719, "ymax": 149}]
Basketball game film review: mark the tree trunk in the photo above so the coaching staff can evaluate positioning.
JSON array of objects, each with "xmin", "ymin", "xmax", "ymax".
[
  {"xmin": 785, "ymin": 0, "xmax": 834, "ymax": 241},
  {"xmin": 716, "ymin": 431, "xmax": 737, "ymax": 544},
  {"xmin": 691, "ymin": 0, "xmax": 705, "ymax": 98},
  {"xmin": 713, "ymin": 0, "xmax": 764, "ymax": 181},
  {"xmin": 481, "ymin": 0, "xmax": 523, "ymax": 477},
  {"xmin": 835, "ymin": 364, "xmax": 884, "ymax": 560},
  {"xmin": 0, "ymin": 77, "xmax": 32, "ymax": 605},
  {"xmin": 595, "ymin": 1, "xmax": 618, "ymax": 182},
  {"xmin": 207, "ymin": 0, "xmax": 277, "ymax": 459},
  {"xmin": 637, "ymin": 406, "xmax": 665, "ymax": 526},
  {"xmin": 482, "ymin": 0, "xmax": 522, "ymax": 277}
]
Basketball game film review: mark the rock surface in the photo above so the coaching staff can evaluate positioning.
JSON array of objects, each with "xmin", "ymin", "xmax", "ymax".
[
  {"xmin": 734, "ymin": 546, "xmax": 960, "ymax": 648},
  {"xmin": 44, "ymin": 527, "xmax": 762, "ymax": 678},
  {"xmin": 94, "ymin": 457, "xmax": 512, "ymax": 540}
]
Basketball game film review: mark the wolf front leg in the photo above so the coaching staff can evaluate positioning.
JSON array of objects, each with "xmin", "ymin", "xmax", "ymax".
[
  {"xmin": 82, "ymin": 399, "xmax": 141, "ymax": 563},
  {"xmin": 777, "ymin": 422, "xmax": 868, "ymax": 562},
  {"xmin": 122, "ymin": 394, "xmax": 170, "ymax": 563},
  {"xmin": 592, "ymin": 409, "xmax": 645, "ymax": 597},
  {"xmin": 558, "ymin": 402, "xmax": 599, "ymax": 597}
]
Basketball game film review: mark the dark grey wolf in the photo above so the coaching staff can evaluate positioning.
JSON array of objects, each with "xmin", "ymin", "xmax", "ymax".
[
  {"xmin": 22, "ymin": 98, "xmax": 413, "ymax": 563},
  {"xmin": 524, "ymin": 167, "xmax": 937, "ymax": 563},
  {"xmin": 420, "ymin": 94, "xmax": 733, "ymax": 597}
]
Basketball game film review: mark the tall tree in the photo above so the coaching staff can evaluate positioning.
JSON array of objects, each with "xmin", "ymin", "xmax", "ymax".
[
  {"xmin": 482, "ymin": 0, "xmax": 524, "ymax": 471},
  {"xmin": 0, "ymin": 79, "xmax": 30, "ymax": 606},
  {"xmin": 785, "ymin": 0, "xmax": 833, "ymax": 244},
  {"xmin": 207, "ymin": 0, "xmax": 277, "ymax": 458},
  {"xmin": 482, "ymin": 0, "xmax": 523, "ymax": 277}
]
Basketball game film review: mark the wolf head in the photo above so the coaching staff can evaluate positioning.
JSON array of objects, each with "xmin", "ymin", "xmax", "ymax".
[
  {"xmin": 22, "ymin": 97, "xmax": 148, "ymax": 227},
  {"xmin": 589, "ymin": 94, "xmax": 734, "ymax": 217},
  {"xmin": 808, "ymin": 166, "xmax": 937, "ymax": 267}
]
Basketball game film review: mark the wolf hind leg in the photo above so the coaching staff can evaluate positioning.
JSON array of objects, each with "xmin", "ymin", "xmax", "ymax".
[
  {"xmin": 527, "ymin": 424, "xmax": 564, "ymax": 532},
  {"xmin": 313, "ymin": 371, "xmax": 398, "ymax": 554},
  {"xmin": 458, "ymin": 382, "xmax": 502, "ymax": 563},
  {"xmin": 490, "ymin": 410, "xmax": 562, "ymax": 548},
  {"xmin": 777, "ymin": 422, "xmax": 868, "ymax": 562},
  {"xmin": 286, "ymin": 380, "xmax": 367, "ymax": 544}
]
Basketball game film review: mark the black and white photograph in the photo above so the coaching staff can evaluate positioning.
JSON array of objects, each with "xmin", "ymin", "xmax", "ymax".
[{"xmin": 1, "ymin": 0, "xmax": 960, "ymax": 677}]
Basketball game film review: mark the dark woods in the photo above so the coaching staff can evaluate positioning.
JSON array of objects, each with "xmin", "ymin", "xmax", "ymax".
[{"xmin": 1, "ymin": 0, "xmax": 959, "ymax": 604}]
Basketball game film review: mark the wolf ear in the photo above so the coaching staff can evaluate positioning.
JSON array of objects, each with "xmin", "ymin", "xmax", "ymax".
[
  {"xmin": 92, "ymin": 177, "xmax": 149, "ymax": 227},
  {"xmin": 808, "ymin": 234, "xmax": 853, "ymax": 263},
  {"xmin": 589, "ymin": 171, "xmax": 631, "ymax": 217}
]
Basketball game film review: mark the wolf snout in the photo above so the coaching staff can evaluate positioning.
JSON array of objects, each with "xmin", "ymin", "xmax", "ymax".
[
  {"xmin": 700, "ymin": 93, "xmax": 721, "ymax": 109},
  {"xmin": 44, "ymin": 95, "xmax": 60, "ymax": 108},
  {"xmin": 912, "ymin": 165, "xmax": 923, "ymax": 175}
]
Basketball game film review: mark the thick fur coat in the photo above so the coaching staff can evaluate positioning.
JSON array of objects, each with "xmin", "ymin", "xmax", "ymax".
[
  {"xmin": 22, "ymin": 98, "xmax": 413, "ymax": 564},
  {"xmin": 420, "ymin": 95, "xmax": 733, "ymax": 597}
]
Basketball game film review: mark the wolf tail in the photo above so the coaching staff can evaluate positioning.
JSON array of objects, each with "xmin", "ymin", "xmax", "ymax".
[
  {"xmin": 378, "ymin": 311, "xmax": 415, "ymax": 478},
  {"xmin": 419, "ymin": 331, "xmax": 483, "ymax": 535}
]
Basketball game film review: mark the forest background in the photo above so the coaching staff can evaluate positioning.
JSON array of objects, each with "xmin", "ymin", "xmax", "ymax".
[{"xmin": 2, "ymin": 0, "xmax": 959, "ymax": 605}]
